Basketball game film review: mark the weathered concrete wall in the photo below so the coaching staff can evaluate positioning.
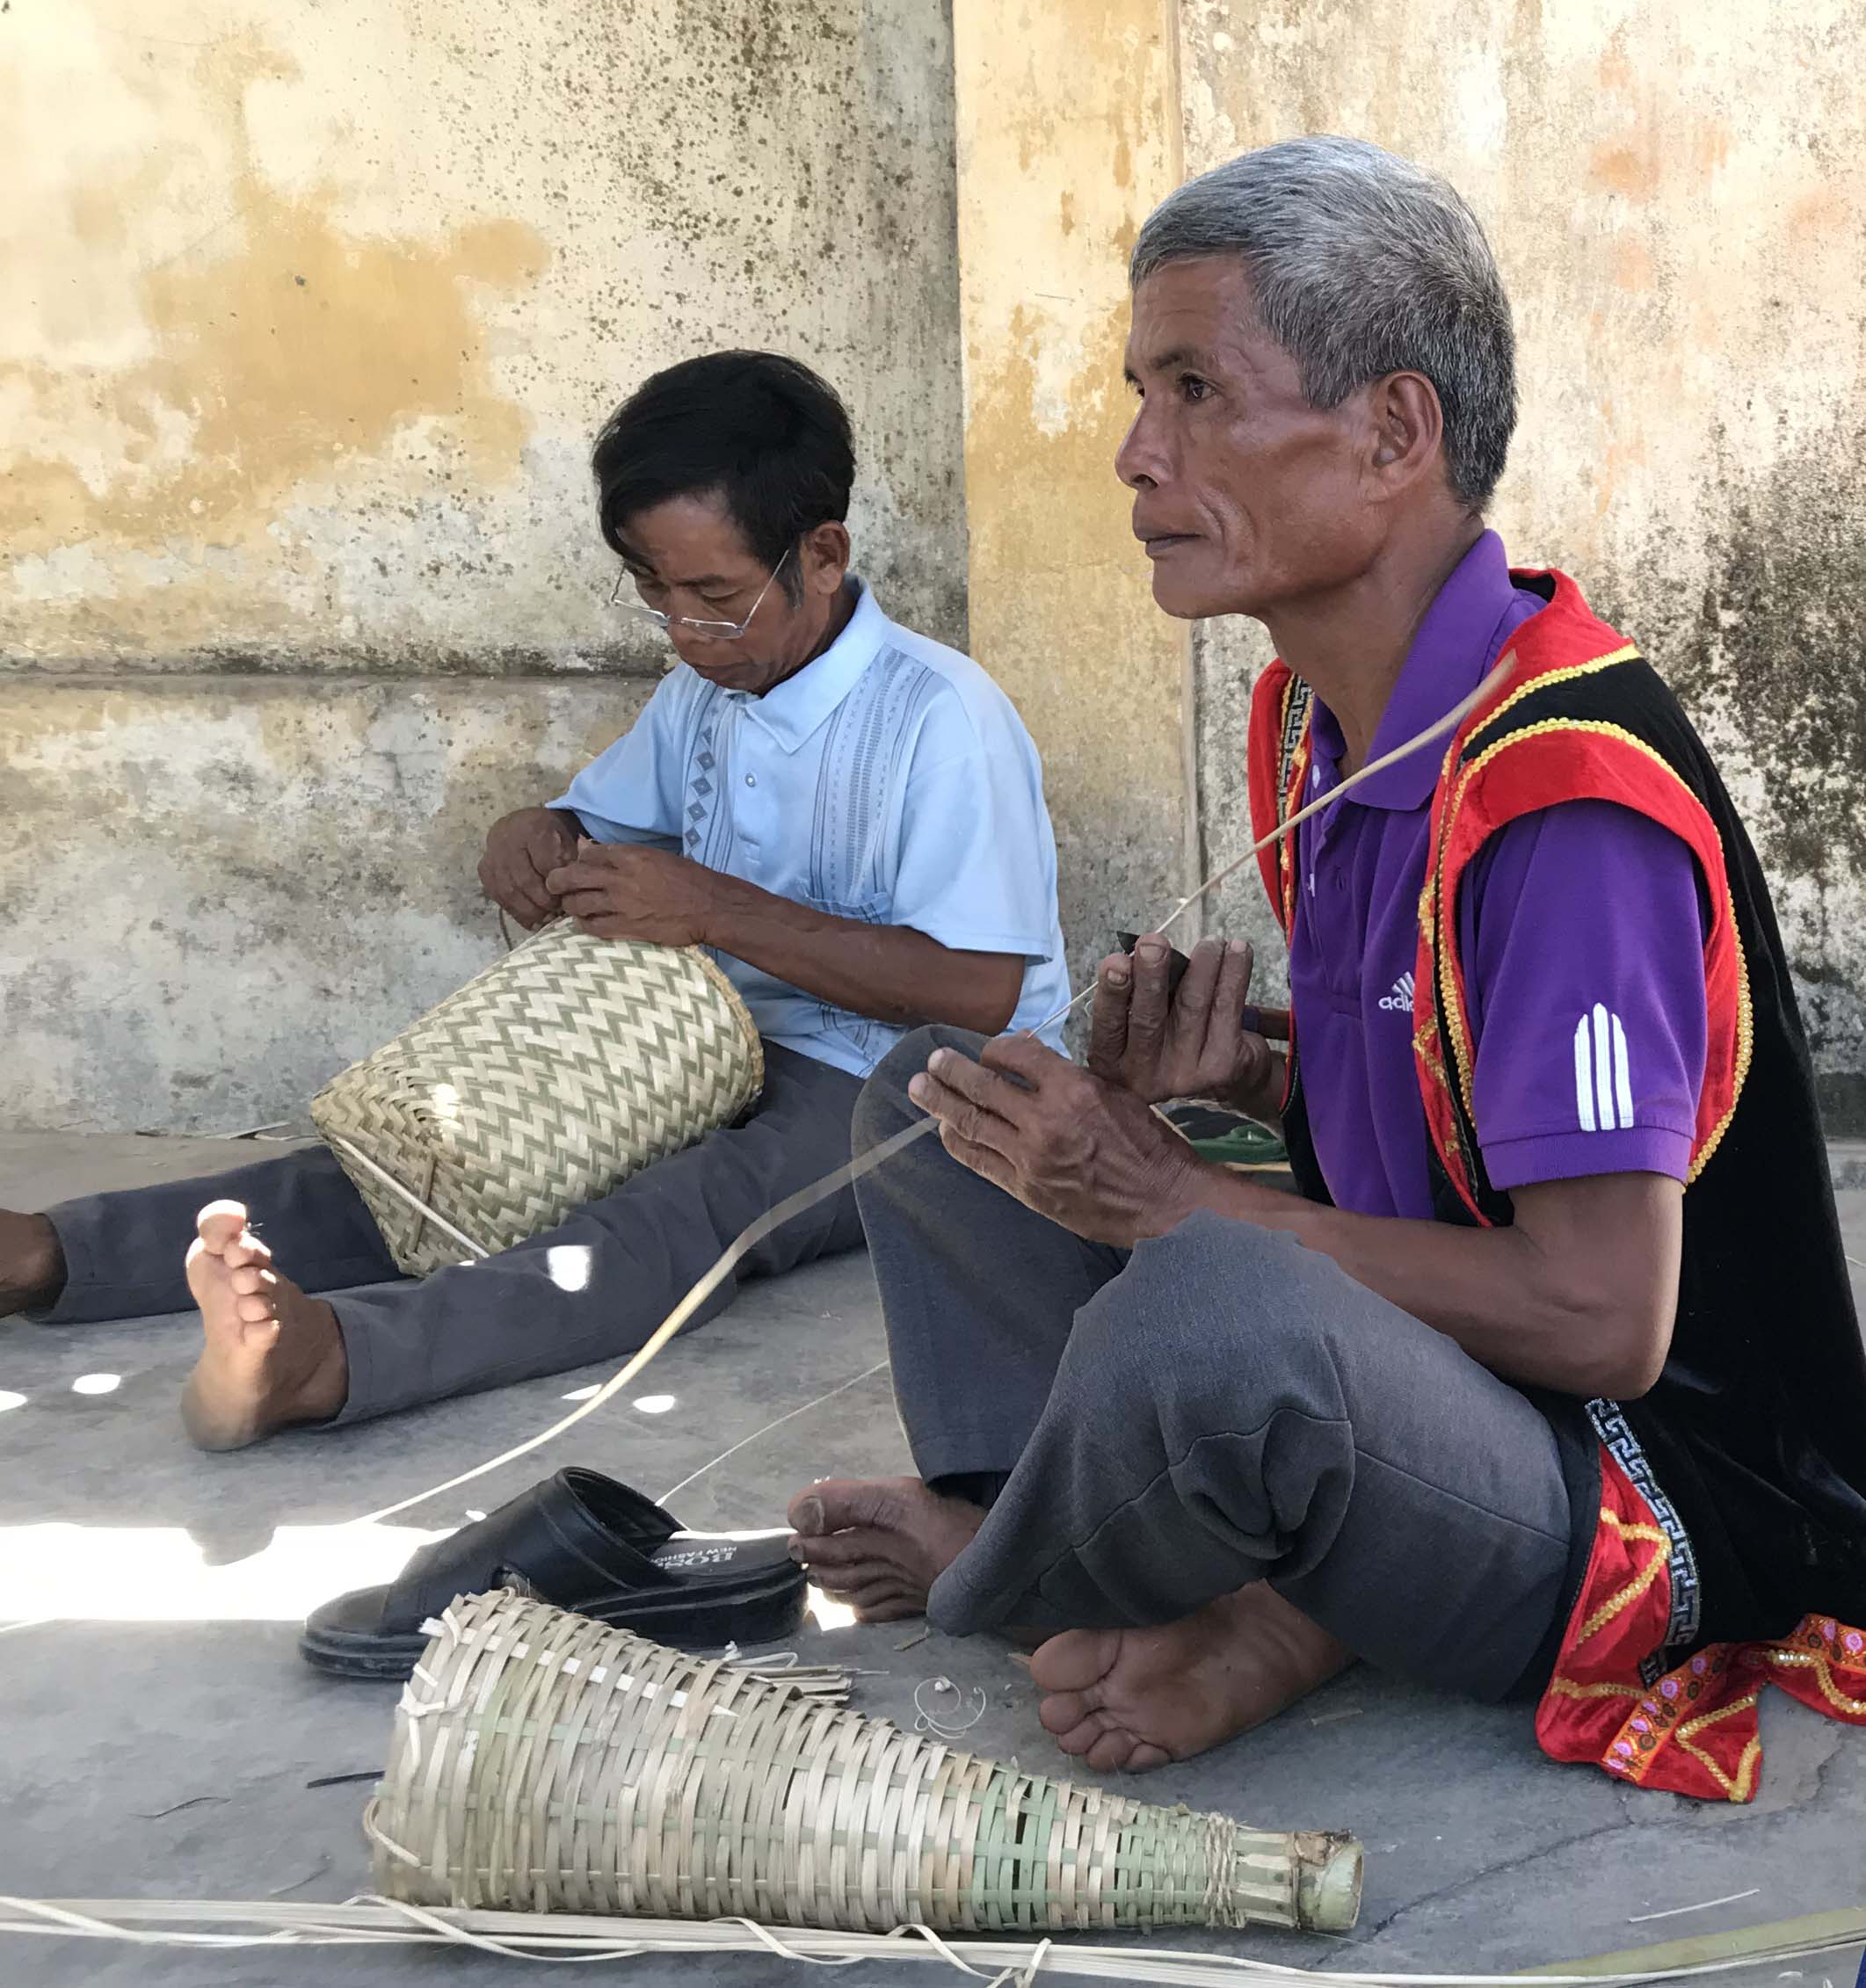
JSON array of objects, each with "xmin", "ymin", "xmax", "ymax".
[
  {"xmin": 3, "ymin": 0, "xmax": 965, "ymax": 1129},
  {"xmin": 950, "ymin": 0, "xmax": 1194, "ymax": 1025},
  {"xmin": 1179, "ymin": 0, "xmax": 1866, "ymax": 1126},
  {"xmin": 7, "ymin": 677, "xmax": 655, "ymax": 1131}
]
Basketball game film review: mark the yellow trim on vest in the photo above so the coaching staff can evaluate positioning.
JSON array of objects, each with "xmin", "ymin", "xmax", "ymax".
[
  {"xmin": 1423, "ymin": 648, "xmax": 1645, "ymax": 1160},
  {"xmin": 1275, "ymin": 693, "xmax": 1313, "ymax": 940},
  {"xmin": 1691, "ymin": 910, "xmax": 1753, "ymax": 1182},
  {"xmin": 1427, "ymin": 714, "xmax": 1753, "ymax": 1190},
  {"xmin": 1464, "ymin": 644, "xmax": 1640, "ymax": 742},
  {"xmin": 1434, "ymin": 720, "xmax": 1696, "ymax": 1121}
]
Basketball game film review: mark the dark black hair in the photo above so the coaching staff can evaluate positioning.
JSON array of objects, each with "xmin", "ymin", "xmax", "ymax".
[{"xmin": 592, "ymin": 352, "xmax": 854, "ymax": 599}]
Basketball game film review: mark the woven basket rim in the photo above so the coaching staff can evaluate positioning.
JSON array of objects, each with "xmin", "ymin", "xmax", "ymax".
[{"xmin": 680, "ymin": 942, "xmax": 765, "ymax": 1093}]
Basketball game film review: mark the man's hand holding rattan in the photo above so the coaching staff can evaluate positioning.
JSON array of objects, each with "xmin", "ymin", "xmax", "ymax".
[
  {"xmin": 548, "ymin": 843, "xmax": 722, "ymax": 948},
  {"xmin": 479, "ymin": 808, "xmax": 581, "ymax": 930}
]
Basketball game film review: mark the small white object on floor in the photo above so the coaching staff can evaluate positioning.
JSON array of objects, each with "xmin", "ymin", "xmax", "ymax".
[
  {"xmin": 912, "ymin": 1675, "xmax": 987, "ymax": 1738},
  {"xmin": 1627, "ymin": 1888, "xmax": 1762, "ymax": 1924}
]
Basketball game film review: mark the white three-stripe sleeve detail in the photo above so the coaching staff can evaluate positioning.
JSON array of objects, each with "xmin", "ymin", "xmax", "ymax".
[
  {"xmin": 1575, "ymin": 1015, "xmax": 1597, "ymax": 1132},
  {"xmin": 1611, "ymin": 1012, "xmax": 1634, "ymax": 1128},
  {"xmin": 1592, "ymin": 1003, "xmax": 1617, "ymax": 1130}
]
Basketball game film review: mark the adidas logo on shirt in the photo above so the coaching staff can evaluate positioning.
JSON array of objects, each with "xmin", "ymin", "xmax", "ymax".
[
  {"xmin": 1574, "ymin": 1004, "xmax": 1635, "ymax": 1131},
  {"xmin": 1378, "ymin": 971, "xmax": 1414, "ymax": 1012}
]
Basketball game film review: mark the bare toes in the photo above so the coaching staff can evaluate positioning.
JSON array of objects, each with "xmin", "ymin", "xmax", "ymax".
[
  {"xmin": 221, "ymin": 1233, "xmax": 272, "ymax": 1273},
  {"xmin": 1050, "ymin": 1709, "xmax": 1113, "ymax": 1757},
  {"xmin": 1038, "ymin": 1690, "xmax": 1093, "ymax": 1735},
  {"xmin": 822, "ymin": 1572, "xmax": 892, "ymax": 1603},
  {"xmin": 810, "ymin": 1568, "xmax": 895, "ymax": 1600},
  {"xmin": 857, "ymin": 1597, "xmax": 924, "ymax": 1623},
  {"xmin": 792, "ymin": 1527, "xmax": 898, "ymax": 1570},
  {"xmin": 787, "ymin": 1477, "xmax": 914, "ymax": 1537},
  {"xmin": 1085, "ymin": 1730, "xmax": 1130, "ymax": 1772},
  {"xmin": 195, "ymin": 1201, "xmax": 250, "ymax": 1255},
  {"xmin": 841, "ymin": 1585, "xmax": 921, "ymax": 1622},
  {"xmin": 1029, "ymin": 1629, "xmax": 1120, "ymax": 1695}
]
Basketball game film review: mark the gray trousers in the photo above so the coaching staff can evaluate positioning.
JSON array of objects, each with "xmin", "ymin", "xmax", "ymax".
[
  {"xmin": 860, "ymin": 1028, "xmax": 1586, "ymax": 1702},
  {"xmin": 39, "ymin": 1042, "xmax": 865, "ymax": 1424}
]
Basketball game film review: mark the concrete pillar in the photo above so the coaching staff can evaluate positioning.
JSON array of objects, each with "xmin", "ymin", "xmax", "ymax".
[{"xmin": 950, "ymin": 0, "xmax": 1198, "ymax": 1019}]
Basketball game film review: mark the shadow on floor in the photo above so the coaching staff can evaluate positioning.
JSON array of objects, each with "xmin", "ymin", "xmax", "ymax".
[{"xmin": 3, "ymin": 1135, "xmax": 1862, "ymax": 1985}]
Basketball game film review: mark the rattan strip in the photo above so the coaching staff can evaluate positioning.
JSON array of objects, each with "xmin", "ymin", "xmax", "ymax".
[
  {"xmin": 12, "ymin": 1895, "xmax": 1866, "ymax": 1987},
  {"xmin": 368, "ymin": 1593, "xmax": 1361, "ymax": 1934}
]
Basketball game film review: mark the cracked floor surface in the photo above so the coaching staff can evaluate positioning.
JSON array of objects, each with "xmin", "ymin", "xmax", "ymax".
[{"xmin": 1, "ymin": 1131, "xmax": 1862, "ymax": 1985}]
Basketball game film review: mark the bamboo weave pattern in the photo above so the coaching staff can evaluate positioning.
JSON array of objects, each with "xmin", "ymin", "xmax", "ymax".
[
  {"xmin": 367, "ymin": 1593, "xmax": 1361, "ymax": 1934},
  {"xmin": 311, "ymin": 924, "xmax": 763, "ymax": 1275}
]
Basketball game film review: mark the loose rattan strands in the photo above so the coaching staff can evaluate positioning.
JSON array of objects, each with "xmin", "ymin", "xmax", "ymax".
[
  {"xmin": 6, "ymin": 1896, "xmax": 1866, "ymax": 1986},
  {"xmin": 365, "ymin": 1593, "xmax": 1364, "ymax": 1935},
  {"xmin": 352, "ymin": 658, "xmax": 1514, "ymax": 1531}
]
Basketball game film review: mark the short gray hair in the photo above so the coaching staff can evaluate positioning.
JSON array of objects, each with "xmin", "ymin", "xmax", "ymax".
[{"xmin": 1131, "ymin": 136, "xmax": 1516, "ymax": 510}]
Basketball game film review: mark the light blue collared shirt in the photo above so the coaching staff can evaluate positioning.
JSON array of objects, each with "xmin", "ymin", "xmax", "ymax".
[{"xmin": 557, "ymin": 580, "xmax": 1070, "ymax": 1077}]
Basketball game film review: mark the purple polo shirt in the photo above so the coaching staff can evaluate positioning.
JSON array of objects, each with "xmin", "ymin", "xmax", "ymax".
[{"xmin": 1290, "ymin": 532, "xmax": 1709, "ymax": 1219}]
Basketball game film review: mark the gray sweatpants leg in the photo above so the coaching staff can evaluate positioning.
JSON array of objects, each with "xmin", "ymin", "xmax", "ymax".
[
  {"xmin": 39, "ymin": 1042, "xmax": 865, "ymax": 1425},
  {"xmin": 38, "ymin": 1146, "xmax": 400, "ymax": 1324},
  {"xmin": 335, "ymin": 1043, "xmax": 864, "ymax": 1419},
  {"xmin": 856, "ymin": 1027, "xmax": 1580, "ymax": 1702}
]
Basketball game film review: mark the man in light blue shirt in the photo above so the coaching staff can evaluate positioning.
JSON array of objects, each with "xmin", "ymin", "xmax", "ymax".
[
  {"xmin": 555, "ymin": 571, "xmax": 1069, "ymax": 1077},
  {"xmin": 1, "ymin": 351, "xmax": 1070, "ymax": 1451}
]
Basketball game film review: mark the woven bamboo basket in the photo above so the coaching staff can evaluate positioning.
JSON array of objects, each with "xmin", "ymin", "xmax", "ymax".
[
  {"xmin": 366, "ymin": 1593, "xmax": 1363, "ymax": 1935},
  {"xmin": 310, "ymin": 924, "xmax": 763, "ymax": 1275}
]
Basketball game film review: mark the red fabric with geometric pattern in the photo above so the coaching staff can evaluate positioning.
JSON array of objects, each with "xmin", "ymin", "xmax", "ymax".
[{"xmin": 1536, "ymin": 1447, "xmax": 1866, "ymax": 1801}]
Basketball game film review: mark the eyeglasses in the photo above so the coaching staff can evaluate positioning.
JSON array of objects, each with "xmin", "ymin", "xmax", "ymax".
[{"xmin": 609, "ymin": 546, "xmax": 793, "ymax": 641}]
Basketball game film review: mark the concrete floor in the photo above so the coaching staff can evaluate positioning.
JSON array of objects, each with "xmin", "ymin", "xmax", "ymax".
[{"xmin": 2, "ymin": 1130, "xmax": 1863, "ymax": 1985}]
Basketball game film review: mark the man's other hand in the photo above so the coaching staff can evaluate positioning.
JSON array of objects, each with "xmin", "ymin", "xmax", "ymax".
[
  {"xmin": 907, "ymin": 1034, "xmax": 1210, "ymax": 1247},
  {"xmin": 546, "ymin": 844, "xmax": 722, "ymax": 948},
  {"xmin": 1088, "ymin": 933, "xmax": 1274, "ymax": 1107},
  {"xmin": 478, "ymin": 808, "xmax": 582, "ymax": 930}
]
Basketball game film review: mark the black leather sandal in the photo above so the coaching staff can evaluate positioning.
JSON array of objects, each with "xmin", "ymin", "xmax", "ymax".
[{"xmin": 299, "ymin": 1468, "xmax": 806, "ymax": 1680}]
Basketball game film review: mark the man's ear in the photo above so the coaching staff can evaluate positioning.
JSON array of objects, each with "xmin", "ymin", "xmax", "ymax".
[
  {"xmin": 800, "ymin": 519, "xmax": 853, "ymax": 597},
  {"xmin": 1364, "ymin": 371, "xmax": 1445, "ymax": 502}
]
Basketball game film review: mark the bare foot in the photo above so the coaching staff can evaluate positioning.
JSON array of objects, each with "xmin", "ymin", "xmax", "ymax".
[
  {"xmin": 180, "ymin": 1201, "xmax": 349, "ymax": 1451},
  {"xmin": 1031, "ymin": 1585, "xmax": 1353, "ymax": 1772},
  {"xmin": 0, "ymin": 1210, "xmax": 65, "ymax": 1317},
  {"xmin": 787, "ymin": 1477, "xmax": 985, "ymax": 1622}
]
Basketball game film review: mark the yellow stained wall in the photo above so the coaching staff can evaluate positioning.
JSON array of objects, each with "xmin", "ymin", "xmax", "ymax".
[
  {"xmin": 2, "ymin": 0, "xmax": 964, "ymax": 666},
  {"xmin": 951, "ymin": 0, "xmax": 1196, "ymax": 1009},
  {"xmin": 3, "ymin": 0, "xmax": 965, "ymax": 1130},
  {"xmin": 16, "ymin": 0, "xmax": 1866, "ymax": 1128}
]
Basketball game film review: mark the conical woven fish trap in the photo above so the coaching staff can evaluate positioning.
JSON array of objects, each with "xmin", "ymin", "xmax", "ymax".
[
  {"xmin": 366, "ymin": 1592, "xmax": 1362, "ymax": 1935},
  {"xmin": 310, "ymin": 923, "xmax": 763, "ymax": 1276}
]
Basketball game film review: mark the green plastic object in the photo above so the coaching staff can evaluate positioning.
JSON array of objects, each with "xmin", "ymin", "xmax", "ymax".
[{"xmin": 1187, "ymin": 1121, "xmax": 1289, "ymax": 1168}]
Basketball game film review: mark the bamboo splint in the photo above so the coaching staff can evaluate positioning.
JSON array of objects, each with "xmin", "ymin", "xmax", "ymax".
[{"xmin": 366, "ymin": 1592, "xmax": 1363, "ymax": 1935}]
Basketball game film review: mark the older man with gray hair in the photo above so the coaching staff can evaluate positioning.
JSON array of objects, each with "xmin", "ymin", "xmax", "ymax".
[{"xmin": 788, "ymin": 138, "xmax": 1866, "ymax": 1801}]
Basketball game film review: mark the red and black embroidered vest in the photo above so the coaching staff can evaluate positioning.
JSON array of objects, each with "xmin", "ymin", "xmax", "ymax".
[{"xmin": 1245, "ymin": 569, "xmax": 1866, "ymax": 1659}]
